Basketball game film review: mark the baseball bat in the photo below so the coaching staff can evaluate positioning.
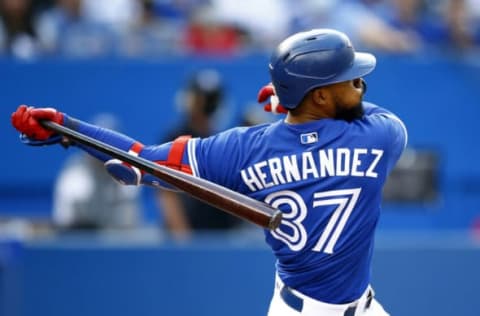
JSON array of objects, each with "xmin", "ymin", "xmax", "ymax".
[{"xmin": 40, "ymin": 120, "xmax": 282, "ymax": 230}]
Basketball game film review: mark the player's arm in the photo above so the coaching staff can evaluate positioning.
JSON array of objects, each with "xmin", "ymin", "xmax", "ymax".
[
  {"xmin": 361, "ymin": 102, "xmax": 408, "ymax": 172},
  {"xmin": 361, "ymin": 101, "xmax": 399, "ymax": 117},
  {"xmin": 361, "ymin": 102, "xmax": 408, "ymax": 147},
  {"xmin": 11, "ymin": 105, "xmax": 194, "ymax": 189}
]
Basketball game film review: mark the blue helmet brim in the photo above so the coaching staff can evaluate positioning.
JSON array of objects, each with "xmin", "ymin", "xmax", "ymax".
[{"xmin": 335, "ymin": 52, "xmax": 376, "ymax": 83}]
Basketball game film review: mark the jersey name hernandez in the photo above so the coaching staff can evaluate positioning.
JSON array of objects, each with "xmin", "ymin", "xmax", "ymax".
[
  {"xmin": 240, "ymin": 148, "xmax": 384, "ymax": 191},
  {"xmin": 188, "ymin": 102, "xmax": 407, "ymax": 304}
]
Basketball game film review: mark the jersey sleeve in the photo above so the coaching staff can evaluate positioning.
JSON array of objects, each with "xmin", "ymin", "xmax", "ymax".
[
  {"xmin": 137, "ymin": 140, "xmax": 191, "ymax": 189},
  {"xmin": 65, "ymin": 117, "xmax": 138, "ymax": 161},
  {"xmin": 362, "ymin": 102, "xmax": 408, "ymax": 172},
  {"xmin": 187, "ymin": 128, "xmax": 244, "ymax": 190},
  {"xmin": 64, "ymin": 117, "xmax": 193, "ymax": 190}
]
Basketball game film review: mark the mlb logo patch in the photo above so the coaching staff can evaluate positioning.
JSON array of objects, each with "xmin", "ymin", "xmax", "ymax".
[{"xmin": 300, "ymin": 132, "xmax": 318, "ymax": 144}]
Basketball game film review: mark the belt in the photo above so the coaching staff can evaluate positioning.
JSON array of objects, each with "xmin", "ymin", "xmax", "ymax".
[{"xmin": 280, "ymin": 286, "xmax": 373, "ymax": 315}]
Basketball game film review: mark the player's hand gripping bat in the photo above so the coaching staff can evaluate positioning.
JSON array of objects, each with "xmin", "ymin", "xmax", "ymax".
[{"xmin": 40, "ymin": 120, "xmax": 282, "ymax": 230}]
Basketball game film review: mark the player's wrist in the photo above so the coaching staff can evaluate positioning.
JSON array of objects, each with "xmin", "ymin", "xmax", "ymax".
[{"xmin": 20, "ymin": 133, "xmax": 63, "ymax": 146}]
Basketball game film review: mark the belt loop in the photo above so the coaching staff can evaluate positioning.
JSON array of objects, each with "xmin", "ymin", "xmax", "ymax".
[
  {"xmin": 280, "ymin": 286, "xmax": 304, "ymax": 312},
  {"xmin": 344, "ymin": 306, "xmax": 356, "ymax": 316},
  {"xmin": 365, "ymin": 288, "xmax": 374, "ymax": 309},
  {"xmin": 354, "ymin": 287, "xmax": 374, "ymax": 316}
]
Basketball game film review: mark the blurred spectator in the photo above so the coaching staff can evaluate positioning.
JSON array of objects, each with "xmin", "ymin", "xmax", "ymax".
[
  {"xmin": 3, "ymin": 0, "xmax": 479, "ymax": 58},
  {"xmin": 53, "ymin": 113, "xmax": 142, "ymax": 231},
  {"xmin": 35, "ymin": 0, "xmax": 117, "ymax": 57},
  {"xmin": 206, "ymin": 0, "xmax": 291, "ymax": 52},
  {"xmin": 118, "ymin": 0, "xmax": 182, "ymax": 57},
  {"xmin": 183, "ymin": 4, "xmax": 247, "ymax": 56},
  {"xmin": 152, "ymin": 0, "xmax": 198, "ymax": 24},
  {"xmin": 467, "ymin": 0, "xmax": 480, "ymax": 45},
  {"xmin": 381, "ymin": 0, "xmax": 477, "ymax": 51},
  {"xmin": 287, "ymin": 0, "xmax": 335, "ymax": 35},
  {"xmin": 240, "ymin": 102, "xmax": 276, "ymax": 127},
  {"xmin": 328, "ymin": 0, "xmax": 419, "ymax": 52},
  {"xmin": 0, "ymin": 0, "xmax": 39, "ymax": 59},
  {"xmin": 444, "ymin": 0, "xmax": 474, "ymax": 49},
  {"xmin": 287, "ymin": 0, "xmax": 419, "ymax": 53},
  {"xmin": 82, "ymin": 0, "xmax": 140, "ymax": 31},
  {"xmin": 383, "ymin": 0, "xmax": 446, "ymax": 49},
  {"xmin": 155, "ymin": 69, "xmax": 242, "ymax": 238}
]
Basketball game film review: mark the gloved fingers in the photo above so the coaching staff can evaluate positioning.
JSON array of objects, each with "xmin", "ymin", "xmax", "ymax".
[
  {"xmin": 11, "ymin": 105, "xmax": 54, "ymax": 140},
  {"xmin": 30, "ymin": 107, "xmax": 59, "ymax": 120},
  {"xmin": 268, "ymin": 94, "xmax": 288, "ymax": 114},
  {"xmin": 105, "ymin": 159, "xmax": 141, "ymax": 186},
  {"xmin": 273, "ymin": 105, "xmax": 288, "ymax": 114},
  {"xmin": 264, "ymin": 102, "xmax": 288, "ymax": 114},
  {"xmin": 27, "ymin": 114, "xmax": 52, "ymax": 140},
  {"xmin": 257, "ymin": 84, "xmax": 288, "ymax": 114},
  {"xmin": 20, "ymin": 133, "xmax": 63, "ymax": 146},
  {"xmin": 257, "ymin": 84, "xmax": 275, "ymax": 103},
  {"xmin": 10, "ymin": 105, "xmax": 28, "ymax": 131}
]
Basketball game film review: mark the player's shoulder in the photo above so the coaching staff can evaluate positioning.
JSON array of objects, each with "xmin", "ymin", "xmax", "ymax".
[
  {"xmin": 190, "ymin": 121, "xmax": 277, "ymax": 187},
  {"xmin": 192, "ymin": 121, "xmax": 275, "ymax": 157},
  {"xmin": 361, "ymin": 101, "xmax": 404, "ymax": 123},
  {"xmin": 358, "ymin": 101, "xmax": 408, "ymax": 151},
  {"xmin": 360, "ymin": 101, "xmax": 406, "ymax": 129},
  {"xmin": 212, "ymin": 121, "xmax": 276, "ymax": 141}
]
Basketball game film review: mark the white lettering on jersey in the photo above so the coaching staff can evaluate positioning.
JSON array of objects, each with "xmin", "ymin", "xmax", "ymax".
[
  {"xmin": 254, "ymin": 160, "xmax": 274, "ymax": 188},
  {"xmin": 266, "ymin": 188, "xmax": 361, "ymax": 254},
  {"xmin": 351, "ymin": 148, "xmax": 367, "ymax": 177},
  {"xmin": 241, "ymin": 148, "xmax": 385, "ymax": 192},
  {"xmin": 336, "ymin": 148, "xmax": 350, "ymax": 176},
  {"xmin": 319, "ymin": 148, "xmax": 334, "ymax": 177},
  {"xmin": 365, "ymin": 149, "xmax": 383, "ymax": 178},
  {"xmin": 240, "ymin": 167, "xmax": 263, "ymax": 191},
  {"xmin": 268, "ymin": 157, "xmax": 286, "ymax": 185},
  {"xmin": 302, "ymin": 152, "xmax": 319, "ymax": 180},
  {"xmin": 265, "ymin": 190, "xmax": 308, "ymax": 251},
  {"xmin": 283, "ymin": 155, "xmax": 301, "ymax": 183}
]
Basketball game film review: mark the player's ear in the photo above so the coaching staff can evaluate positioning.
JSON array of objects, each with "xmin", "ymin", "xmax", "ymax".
[{"xmin": 311, "ymin": 87, "xmax": 329, "ymax": 106}]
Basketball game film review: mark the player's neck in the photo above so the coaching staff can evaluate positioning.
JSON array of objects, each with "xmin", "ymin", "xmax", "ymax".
[{"xmin": 285, "ymin": 106, "xmax": 333, "ymax": 124}]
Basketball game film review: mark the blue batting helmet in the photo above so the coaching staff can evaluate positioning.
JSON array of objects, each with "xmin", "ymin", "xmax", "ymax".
[{"xmin": 269, "ymin": 29, "xmax": 376, "ymax": 109}]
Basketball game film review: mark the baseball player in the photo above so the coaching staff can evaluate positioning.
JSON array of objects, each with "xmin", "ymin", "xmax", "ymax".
[{"xmin": 11, "ymin": 29, "xmax": 407, "ymax": 315}]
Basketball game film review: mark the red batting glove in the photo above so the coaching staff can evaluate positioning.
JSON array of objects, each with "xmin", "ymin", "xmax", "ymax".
[
  {"xmin": 257, "ymin": 83, "xmax": 288, "ymax": 114},
  {"xmin": 11, "ymin": 105, "xmax": 64, "ymax": 140}
]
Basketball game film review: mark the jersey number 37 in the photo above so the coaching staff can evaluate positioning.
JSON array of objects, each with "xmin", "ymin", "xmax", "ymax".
[{"xmin": 265, "ymin": 188, "xmax": 361, "ymax": 254}]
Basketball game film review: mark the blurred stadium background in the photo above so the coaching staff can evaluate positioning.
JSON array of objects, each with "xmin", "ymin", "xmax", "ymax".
[{"xmin": 1, "ymin": 0, "xmax": 480, "ymax": 315}]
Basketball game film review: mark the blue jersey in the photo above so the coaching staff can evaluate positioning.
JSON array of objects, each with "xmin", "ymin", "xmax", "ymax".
[
  {"xmin": 65, "ymin": 101, "xmax": 406, "ymax": 304},
  {"xmin": 188, "ymin": 102, "xmax": 407, "ymax": 304}
]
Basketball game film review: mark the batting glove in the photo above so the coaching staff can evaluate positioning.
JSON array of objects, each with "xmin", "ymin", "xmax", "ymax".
[
  {"xmin": 104, "ymin": 159, "xmax": 142, "ymax": 186},
  {"xmin": 11, "ymin": 105, "xmax": 66, "ymax": 146},
  {"xmin": 257, "ymin": 83, "xmax": 288, "ymax": 114}
]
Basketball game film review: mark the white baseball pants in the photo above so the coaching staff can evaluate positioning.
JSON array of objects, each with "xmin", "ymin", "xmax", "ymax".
[{"xmin": 267, "ymin": 275, "xmax": 389, "ymax": 316}]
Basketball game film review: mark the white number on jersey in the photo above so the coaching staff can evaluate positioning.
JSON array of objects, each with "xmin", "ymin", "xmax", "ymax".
[
  {"xmin": 265, "ymin": 188, "xmax": 361, "ymax": 254},
  {"xmin": 265, "ymin": 191, "xmax": 308, "ymax": 251}
]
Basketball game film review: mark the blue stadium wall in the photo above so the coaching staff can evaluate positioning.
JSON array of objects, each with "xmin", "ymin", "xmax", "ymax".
[{"xmin": 1, "ymin": 233, "xmax": 480, "ymax": 316}]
